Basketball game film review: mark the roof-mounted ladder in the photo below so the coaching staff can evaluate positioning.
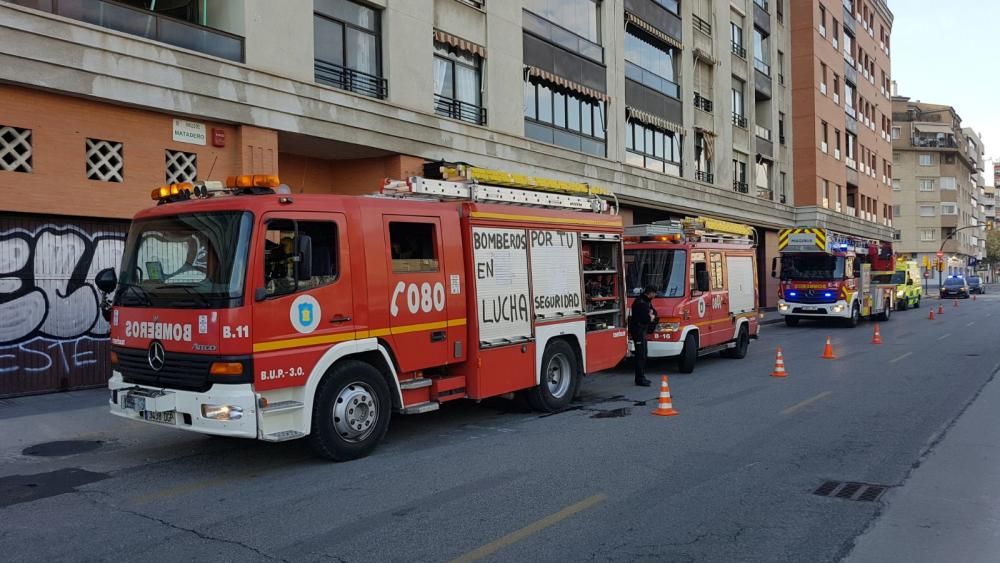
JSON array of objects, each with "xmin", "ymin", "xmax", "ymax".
[{"xmin": 382, "ymin": 176, "xmax": 612, "ymax": 213}]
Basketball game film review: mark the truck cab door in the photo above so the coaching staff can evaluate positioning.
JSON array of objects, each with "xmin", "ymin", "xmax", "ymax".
[
  {"xmin": 383, "ymin": 215, "xmax": 450, "ymax": 373},
  {"xmin": 251, "ymin": 213, "xmax": 353, "ymax": 391}
]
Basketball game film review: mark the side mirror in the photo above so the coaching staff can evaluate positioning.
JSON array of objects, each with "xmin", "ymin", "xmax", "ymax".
[
  {"xmin": 295, "ymin": 235, "xmax": 313, "ymax": 281},
  {"xmin": 95, "ymin": 268, "xmax": 118, "ymax": 293},
  {"xmin": 696, "ymin": 270, "xmax": 711, "ymax": 293}
]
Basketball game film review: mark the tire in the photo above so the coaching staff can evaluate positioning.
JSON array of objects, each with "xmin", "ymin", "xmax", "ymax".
[
  {"xmin": 784, "ymin": 316, "xmax": 800, "ymax": 327},
  {"xmin": 879, "ymin": 300, "xmax": 892, "ymax": 322},
  {"xmin": 527, "ymin": 339, "xmax": 580, "ymax": 412},
  {"xmin": 677, "ymin": 333, "xmax": 698, "ymax": 374},
  {"xmin": 913, "ymin": 296, "xmax": 921, "ymax": 309},
  {"xmin": 309, "ymin": 360, "xmax": 391, "ymax": 462},
  {"xmin": 845, "ymin": 303, "xmax": 860, "ymax": 328},
  {"xmin": 722, "ymin": 325, "xmax": 750, "ymax": 359},
  {"xmin": 897, "ymin": 296, "xmax": 907, "ymax": 311}
]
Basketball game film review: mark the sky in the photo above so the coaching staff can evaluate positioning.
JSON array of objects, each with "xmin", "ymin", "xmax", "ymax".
[{"xmin": 888, "ymin": 0, "xmax": 999, "ymax": 185}]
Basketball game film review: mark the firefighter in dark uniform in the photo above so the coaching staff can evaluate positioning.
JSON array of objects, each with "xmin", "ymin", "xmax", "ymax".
[{"xmin": 629, "ymin": 285, "xmax": 658, "ymax": 387}]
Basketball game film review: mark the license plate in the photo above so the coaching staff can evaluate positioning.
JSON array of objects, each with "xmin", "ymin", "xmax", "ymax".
[
  {"xmin": 123, "ymin": 393, "xmax": 146, "ymax": 412},
  {"xmin": 143, "ymin": 410, "xmax": 175, "ymax": 425},
  {"xmin": 802, "ymin": 306, "xmax": 817, "ymax": 311}
]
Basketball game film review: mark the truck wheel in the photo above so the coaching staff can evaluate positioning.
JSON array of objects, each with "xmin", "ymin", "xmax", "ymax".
[
  {"xmin": 677, "ymin": 333, "xmax": 698, "ymax": 374},
  {"xmin": 879, "ymin": 300, "xmax": 892, "ymax": 322},
  {"xmin": 309, "ymin": 360, "xmax": 391, "ymax": 462},
  {"xmin": 845, "ymin": 303, "xmax": 860, "ymax": 328},
  {"xmin": 913, "ymin": 296, "xmax": 921, "ymax": 308},
  {"xmin": 527, "ymin": 339, "xmax": 579, "ymax": 412},
  {"xmin": 722, "ymin": 325, "xmax": 750, "ymax": 359},
  {"xmin": 897, "ymin": 297, "xmax": 907, "ymax": 311},
  {"xmin": 784, "ymin": 316, "xmax": 800, "ymax": 327}
]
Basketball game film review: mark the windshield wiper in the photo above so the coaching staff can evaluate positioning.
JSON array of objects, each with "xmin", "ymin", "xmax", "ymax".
[
  {"xmin": 117, "ymin": 282, "xmax": 152, "ymax": 307},
  {"xmin": 154, "ymin": 284, "xmax": 213, "ymax": 308}
]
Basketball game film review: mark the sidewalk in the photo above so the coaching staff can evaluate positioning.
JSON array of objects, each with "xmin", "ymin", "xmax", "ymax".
[{"xmin": 845, "ymin": 367, "xmax": 1000, "ymax": 563}]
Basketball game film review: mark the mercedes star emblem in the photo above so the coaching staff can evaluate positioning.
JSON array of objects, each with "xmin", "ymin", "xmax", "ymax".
[{"xmin": 147, "ymin": 341, "xmax": 165, "ymax": 372}]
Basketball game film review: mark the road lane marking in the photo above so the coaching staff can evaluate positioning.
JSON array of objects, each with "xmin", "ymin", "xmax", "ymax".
[
  {"xmin": 937, "ymin": 333, "xmax": 952, "ymax": 341},
  {"xmin": 781, "ymin": 391, "xmax": 833, "ymax": 416},
  {"xmin": 450, "ymin": 494, "xmax": 607, "ymax": 563},
  {"xmin": 889, "ymin": 352, "xmax": 913, "ymax": 364}
]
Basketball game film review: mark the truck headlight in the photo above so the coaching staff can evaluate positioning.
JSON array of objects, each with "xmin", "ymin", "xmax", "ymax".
[
  {"xmin": 779, "ymin": 303, "xmax": 789, "ymax": 312},
  {"xmin": 832, "ymin": 304, "xmax": 845, "ymax": 313},
  {"xmin": 656, "ymin": 321, "xmax": 681, "ymax": 333},
  {"xmin": 201, "ymin": 404, "xmax": 243, "ymax": 421},
  {"xmin": 896, "ymin": 289, "xmax": 905, "ymax": 298}
]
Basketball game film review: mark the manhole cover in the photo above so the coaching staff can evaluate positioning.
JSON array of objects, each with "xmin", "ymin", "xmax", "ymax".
[
  {"xmin": 22, "ymin": 440, "xmax": 103, "ymax": 457},
  {"xmin": 813, "ymin": 480, "xmax": 887, "ymax": 502},
  {"xmin": 590, "ymin": 407, "xmax": 632, "ymax": 419}
]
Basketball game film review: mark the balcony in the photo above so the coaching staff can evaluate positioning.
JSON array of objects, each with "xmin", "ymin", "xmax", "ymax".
[
  {"xmin": 315, "ymin": 61, "xmax": 388, "ymax": 100},
  {"xmin": 911, "ymin": 134, "xmax": 959, "ymax": 149},
  {"xmin": 753, "ymin": 0, "xmax": 769, "ymax": 12},
  {"xmin": 693, "ymin": 92, "xmax": 713, "ymax": 112},
  {"xmin": 434, "ymin": 95, "xmax": 486, "ymax": 125},
  {"xmin": 693, "ymin": 14, "xmax": 712, "ymax": 35},
  {"xmin": 696, "ymin": 170, "xmax": 714, "ymax": 183},
  {"xmin": 625, "ymin": 62, "xmax": 680, "ymax": 99},
  {"xmin": 733, "ymin": 181, "xmax": 750, "ymax": 194},
  {"xmin": 755, "ymin": 125, "xmax": 772, "ymax": 141},
  {"xmin": 9, "ymin": 0, "xmax": 244, "ymax": 61},
  {"xmin": 732, "ymin": 112, "xmax": 748, "ymax": 128},
  {"xmin": 731, "ymin": 41, "xmax": 747, "ymax": 59},
  {"xmin": 754, "ymin": 58, "xmax": 771, "ymax": 76}
]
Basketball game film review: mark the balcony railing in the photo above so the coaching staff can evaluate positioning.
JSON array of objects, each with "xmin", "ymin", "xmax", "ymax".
[
  {"xmin": 731, "ymin": 41, "xmax": 747, "ymax": 59},
  {"xmin": 315, "ymin": 61, "xmax": 388, "ymax": 99},
  {"xmin": 625, "ymin": 61, "xmax": 680, "ymax": 99},
  {"xmin": 733, "ymin": 181, "xmax": 749, "ymax": 194},
  {"xmin": 754, "ymin": 58, "xmax": 771, "ymax": 76},
  {"xmin": 524, "ymin": 9, "xmax": 602, "ymax": 63},
  {"xmin": 693, "ymin": 14, "xmax": 712, "ymax": 35},
  {"xmin": 778, "ymin": 72, "xmax": 785, "ymax": 85},
  {"xmin": 757, "ymin": 188, "xmax": 773, "ymax": 200},
  {"xmin": 9, "ymin": 0, "xmax": 245, "ymax": 61},
  {"xmin": 755, "ymin": 125, "xmax": 772, "ymax": 141},
  {"xmin": 696, "ymin": 170, "xmax": 714, "ymax": 183},
  {"xmin": 753, "ymin": 0, "xmax": 770, "ymax": 12},
  {"xmin": 911, "ymin": 135, "xmax": 959, "ymax": 149},
  {"xmin": 732, "ymin": 112, "xmax": 748, "ymax": 128},
  {"xmin": 779, "ymin": 134, "xmax": 786, "ymax": 145},
  {"xmin": 434, "ymin": 95, "xmax": 486, "ymax": 125},
  {"xmin": 694, "ymin": 92, "xmax": 713, "ymax": 112}
]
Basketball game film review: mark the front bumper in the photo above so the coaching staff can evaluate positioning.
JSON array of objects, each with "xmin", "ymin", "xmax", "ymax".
[
  {"xmin": 108, "ymin": 372, "xmax": 258, "ymax": 438},
  {"xmin": 778, "ymin": 299, "xmax": 850, "ymax": 318}
]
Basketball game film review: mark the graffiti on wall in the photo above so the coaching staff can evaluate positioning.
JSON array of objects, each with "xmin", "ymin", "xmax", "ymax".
[{"xmin": 0, "ymin": 222, "xmax": 126, "ymax": 393}]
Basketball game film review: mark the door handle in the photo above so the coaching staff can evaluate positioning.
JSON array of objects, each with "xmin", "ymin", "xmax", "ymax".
[
  {"xmin": 329, "ymin": 315, "xmax": 352, "ymax": 323},
  {"xmin": 430, "ymin": 330, "xmax": 446, "ymax": 343}
]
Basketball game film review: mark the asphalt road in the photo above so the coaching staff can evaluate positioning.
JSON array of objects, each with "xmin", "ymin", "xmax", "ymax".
[{"xmin": 1, "ymin": 293, "xmax": 999, "ymax": 562}]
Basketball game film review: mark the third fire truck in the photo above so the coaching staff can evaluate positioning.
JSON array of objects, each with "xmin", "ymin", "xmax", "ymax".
[
  {"xmin": 97, "ymin": 164, "xmax": 627, "ymax": 461},
  {"xmin": 775, "ymin": 228, "xmax": 896, "ymax": 327}
]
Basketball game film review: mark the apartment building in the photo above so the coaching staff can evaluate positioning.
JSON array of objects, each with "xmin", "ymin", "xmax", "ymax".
[
  {"xmin": 789, "ymin": 0, "xmax": 894, "ymax": 233},
  {"xmin": 890, "ymin": 96, "xmax": 985, "ymax": 278}
]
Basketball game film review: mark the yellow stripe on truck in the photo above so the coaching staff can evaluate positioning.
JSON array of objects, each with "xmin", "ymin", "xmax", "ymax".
[{"xmin": 253, "ymin": 318, "xmax": 469, "ymax": 353}]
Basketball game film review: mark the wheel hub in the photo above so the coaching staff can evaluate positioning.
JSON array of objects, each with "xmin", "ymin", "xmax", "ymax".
[
  {"xmin": 546, "ymin": 353, "xmax": 572, "ymax": 398},
  {"xmin": 333, "ymin": 383, "xmax": 378, "ymax": 443}
]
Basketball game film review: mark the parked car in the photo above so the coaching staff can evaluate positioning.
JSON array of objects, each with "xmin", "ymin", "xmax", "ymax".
[
  {"xmin": 940, "ymin": 276, "xmax": 970, "ymax": 299},
  {"xmin": 968, "ymin": 275, "xmax": 985, "ymax": 294}
]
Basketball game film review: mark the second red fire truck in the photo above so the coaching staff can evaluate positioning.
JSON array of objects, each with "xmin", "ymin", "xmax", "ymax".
[{"xmin": 97, "ymin": 165, "xmax": 628, "ymax": 461}]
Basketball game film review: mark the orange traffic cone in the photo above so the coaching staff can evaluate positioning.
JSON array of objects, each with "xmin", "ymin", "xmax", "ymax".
[
  {"xmin": 929, "ymin": 308, "xmax": 936, "ymax": 320},
  {"xmin": 652, "ymin": 376, "xmax": 679, "ymax": 417},
  {"xmin": 822, "ymin": 336, "xmax": 836, "ymax": 359},
  {"xmin": 872, "ymin": 324, "xmax": 882, "ymax": 345},
  {"xmin": 973, "ymin": 294, "xmax": 977, "ymax": 301},
  {"xmin": 938, "ymin": 303, "xmax": 944, "ymax": 315},
  {"xmin": 954, "ymin": 298, "xmax": 959, "ymax": 308},
  {"xmin": 771, "ymin": 347, "xmax": 788, "ymax": 378}
]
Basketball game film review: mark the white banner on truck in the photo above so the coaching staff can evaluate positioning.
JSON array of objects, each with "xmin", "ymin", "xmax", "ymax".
[
  {"xmin": 529, "ymin": 230, "xmax": 583, "ymax": 319},
  {"xmin": 472, "ymin": 227, "xmax": 532, "ymax": 345}
]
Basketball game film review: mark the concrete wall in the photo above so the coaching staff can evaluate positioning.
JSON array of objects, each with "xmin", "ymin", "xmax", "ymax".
[{"xmin": 244, "ymin": 0, "xmax": 313, "ymax": 82}]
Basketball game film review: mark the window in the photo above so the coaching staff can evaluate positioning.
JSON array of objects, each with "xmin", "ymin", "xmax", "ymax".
[
  {"xmin": 940, "ymin": 176, "xmax": 957, "ymax": 190},
  {"xmin": 390, "ymin": 222, "xmax": 439, "ymax": 273},
  {"xmin": 524, "ymin": 80, "xmax": 605, "ymax": 156},
  {"xmin": 941, "ymin": 203, "xmax": 958, "ymax": 216},
  {"xmin": 755, "ymin": 159, "xmax": 771, "ymax": 198},
  {"xmin": 732, "ymin": 77, "xmax": 745, "ymax": 118},
  {"xmin": 892, "ymin": 204, "xmax": 901, "ymax": 217},
  {"xmin": 314, "ymin": 0, "xmax": 384, "ymax": 98},
  {"xmin": 731, "ymin": 16, "xmax": 745, "ymax": 57},
  {"xmin": 820, "ymin": 120, "xmax": 828, "ymax": 152},
  {"xmin": 264, "ymin": 220, "xmax": 338, "ymax": 297},
  {"xmin": 833, "ymin": 74, "xmax": 840, "ymax": 103},
  {"xmin": 821, "ymin": 179, "xmax": 829, "ymax": 207},
  {"xmin": 777, "ymin": 50, "xmax": 785, "ymax": 83},
  {"xmin": 653, "ymin": 0, "xmax": 680, "ymax": 15},
  {"xmin": 919, "ymin": 179, "xmax": 934, "ymax": 192},
  {"xmin": 892, "ymin": 179, "xmax": 901, "ymax": 191},
  {"xmin": 732, "ymin": 155, "xmax": 748, "ymax": 192},
  {"xmin": 709, "ymin": 253, "xmax": 724, "ymax": 290},
  {"xmin": 919, "ymin": 205, "xmax": 936, "ymax": 217},
  {"xmin": 891, "ymin": 126, "xmax": 900, "ymax": 139},
  {"xmin": 753, "ymin": 28, "xmax": 770, "ymax": 74},
  {"xmin": 919, "ymin": 153, "xmax": 934, "ymax": 166},
  {"xmin": 844, "ymin": 81, "xmax": 856, "ymax": 113},
  {"xmin": 779, "ymin": 172, "xmax": 787, "ymax": 203},
  {"xmin": 690, "ymin": 252, "xmax": 708, "ymax": 293},
  {"xmin": 625, "ymin": 121, "xmax": 682, "ymax": 176},
  {"xmin": 819, "ymin": 63, "xmax": 827, "ymax": 94},
  {"xmin": 524, "ymin": 0, "xmax": 600, "ymax": 44},
  {"xmin": 86, "ymin": 138, "xmax": 124, "ymax": 182},
  {"xmin": 819, "ymin": 4, "xmax": 827, "ymax": 36},
  {"xmin": 832, "ymin": 18, "xmax": 839, "ymax": 47},
  {"xmin": 695, "ymin": 131, "xmax": 712, "ymax": 182},
  {"xmin": 433, "ymin": 42, "xmax": 484, "ymax": 125},
  {"xmin": 165, "ymin": 150, "xmax": 197, "ymax": 184},
  {"xmin": 0, "ymin": 125, "xmax": 32, "ymax": 173},
  {"xmin": 920, "ymin": 229, "xmax": 935, "ymax": 242},
  {"xmin": 846, "ymin": 132, "xmax": 857, "ymax": 162},
  {"xmin": 625, "ymin": 30, "xmax": 679, "ymax": 98},
  {"xmin": 778, "ymin": 112, "xmax": 786, "ymax": 143}
]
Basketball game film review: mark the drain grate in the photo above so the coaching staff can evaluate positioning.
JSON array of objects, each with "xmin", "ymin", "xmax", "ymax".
[{"xmin": 813, "ymin": 480, "xmax": 888, "ymax": 502}]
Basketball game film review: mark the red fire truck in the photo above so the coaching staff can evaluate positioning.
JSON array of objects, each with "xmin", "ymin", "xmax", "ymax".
[
  {"xmin": 96, "ymin": 165, "xmax": 628, "ymax": 460},
  {"xmin": 775, "ymin": 227, "xmax": 895, "ymax": 327},
  {"xmin": 623, "ymin": 218, "xmax": 760, "ymax": 373}
]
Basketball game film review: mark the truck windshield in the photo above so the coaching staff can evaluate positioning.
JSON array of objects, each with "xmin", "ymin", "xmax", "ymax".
[
  {"xmin": 872, "ymin": 272, "xmax": 905, "ymax": 284},
  {"xmin": 115, "ymin": 211, "xmax": 253, "ymax": 309},
  {"xmin": 780, "ymin": 254, "xmax": 845, "ymax": 281},
  {"xmin": 625, "ymin": 249, "xmax": 687, "ymax": 298}
]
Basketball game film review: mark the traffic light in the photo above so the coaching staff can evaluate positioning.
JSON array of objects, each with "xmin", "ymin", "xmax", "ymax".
[{"xmin": 937, "ymin": 260, "xmax": 945, "ymax": 272}]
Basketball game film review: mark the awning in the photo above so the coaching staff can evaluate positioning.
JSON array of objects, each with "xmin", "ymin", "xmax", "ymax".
[
  {"xmin": 626, "ymin": 106, "xmax": 684, "ymax": 135},
  {"xmin": 692, "ymin": 47, "xmax": 718, "ymax": 65},
  {"xmin": 625, "ymin": 12, "xmax": 683, "ymax": 50},
  {"xmin": 524, "ymin": 66, "xmax": 610, "ymax": 102},
  {"xmin": 913, "ymin": 122, "xmax": 954, "ymax": 135},
  {"xmin": 696, "ymin": 127, "xmax": 716, "ymax": 162},
  {"xmin": 433, "ymin": 29, "xmax": 486, "ymax": 58}
]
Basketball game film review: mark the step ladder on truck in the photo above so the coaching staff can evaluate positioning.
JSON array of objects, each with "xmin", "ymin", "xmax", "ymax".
[
  {"xmin": 99, "ymin": 163, "xmax": 628, "ymax": 461},
  {"xmin": 774, "ymin": 227, "xmax": 896, "ymax": 327},
  {"xmin": 623, "ymin": 217, "xmax": 760, "ymax": 373}
]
